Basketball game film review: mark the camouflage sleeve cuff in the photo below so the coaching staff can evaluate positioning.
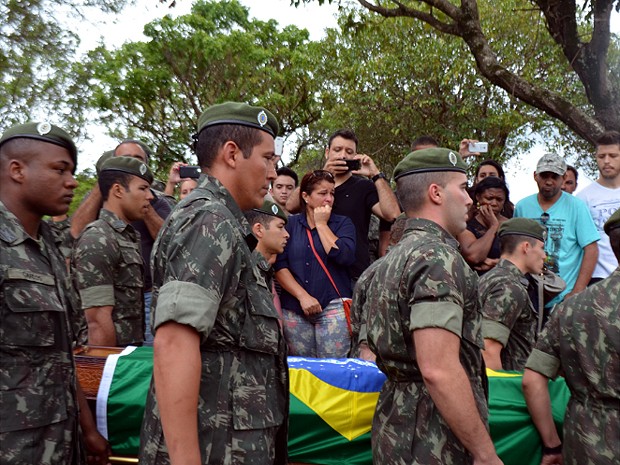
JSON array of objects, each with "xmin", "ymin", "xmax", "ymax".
[
  {"xmin": 409, "ymin": 301, "xmax": 463, "ymax": 337},
  {"xmin": 481, "ymin": 319, "xmax": 510, "ymax": 346},
  {"xmin": 80, "ymin": 285, "xmax": 115, "ymax": 309},
  {"xmin": 154, "ymin": 280, "xmax": 217, "ymax": 338},
  {"xmin": 525, "ymin": 348, "xmax": 560, "ymax": 379}
]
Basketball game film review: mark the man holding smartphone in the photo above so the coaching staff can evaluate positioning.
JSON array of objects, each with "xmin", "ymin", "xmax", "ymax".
[{"xmin": 287, "ymin": 128, "xmax": 400, "ymax": 280}]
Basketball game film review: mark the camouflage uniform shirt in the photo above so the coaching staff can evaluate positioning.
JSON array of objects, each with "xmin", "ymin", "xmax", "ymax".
[
  {"xmin": 0, "ymin": 201, "xmax": 84, "ymax": 464},
  {"xmin": 72, "ymin": 209, "xmax": 145, "ymax": 346},
  {"xmin": 525, "ymin": 268, "xmax": 620, "ymax": 465},
  {"xmin": 138, "ymin": 175, "xmax": 289, "ymax": 465},
  {"xmin": 479, "ymin": 258, "xmax": 536, "ymax": 371},
  {"xmin": 366, "ymin": 218, "xmax": 487, "ymax": 465}
]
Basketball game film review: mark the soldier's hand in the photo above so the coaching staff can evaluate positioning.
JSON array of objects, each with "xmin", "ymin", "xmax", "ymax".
[
  {"xmin": 84, "ymin": 429, "xmax": 111, "ymax": 465},
  {"xmin": 539, "ymin": 453, "xmax": 563, "ymax": 465},
  {"xmin": 299, "ymin": 294, "xmax": 322, "ymax": 315}
]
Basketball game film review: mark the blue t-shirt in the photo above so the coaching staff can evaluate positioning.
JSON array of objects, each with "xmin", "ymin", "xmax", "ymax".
[
  {"xmin": 274, "ymin": 213, "xmax": 356, "ymax": 314},
  {"xmin": 515, "ymin": 191, "xmax": 599, "ymax": 305}
]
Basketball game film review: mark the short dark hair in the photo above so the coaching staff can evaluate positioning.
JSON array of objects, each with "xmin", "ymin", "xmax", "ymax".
[
  {"xmin": 327, "ymin": 129, "xmax": 358, "ymax": 150},
  {"xmin": 299, "ymin": 170, "xmax": 335, "ymax": 209},
  {"xmin": 474, "ymin": 176, "xmax": 510, "ymax": 200},
  {"xmin": 411, "ymin": 135, "xmax": 439, "ymax": 151},
  {"xmin": 565, "ymin": 165, "xmax": 578, "ymax": 181},
  {"xmin": 397, "ymin": 171, "xmax": 452, "ymax": 213},
  {"xmin": 275, "ymin": 166, "xmax": 298, "ymax": 186},
  {"xmin": 196, "ymin": 124, "xmax": 264, "ymax": 169},
  {"xmin": 474, "ymin": 159, "xmax": 506, "ymax": 182},
  {"xmin": 500, "ymin": 234, "xmax": 539, "ymax": 255},
  {"xmin": 99, "ymin": 170, "xmax": 133, "ymax": 201},
  {"xmin": 115, "ymin": 139, "xmax": 151, "ymax": 161},
  {"xmin": 595, "ymin": 130, "xmax": 620, "ymax": 147}
]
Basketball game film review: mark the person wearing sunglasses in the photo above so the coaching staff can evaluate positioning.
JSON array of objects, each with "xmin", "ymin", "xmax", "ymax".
[{"xmin": 514, "ymin": 153, "xmax": 599, "ymax": 309}]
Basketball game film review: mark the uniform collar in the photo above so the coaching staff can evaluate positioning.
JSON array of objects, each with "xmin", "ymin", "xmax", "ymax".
[
  {"xmin": 100, "ymin": 209, "xmax": 133, "ymax": 233},
  {"xmin": 403, "ymin": 217, "xmax": 460, "ymax": 249},
  {"xmin": 0, "ymin": 201, "xmax": 34, "ymax": 245},
  {"xmin": 197, "ymin": 175, "xmax": 256, "ymax": 249},
  {"xmin": 496, "ymin": 258, "xmax": 530, "ymax": 286}
]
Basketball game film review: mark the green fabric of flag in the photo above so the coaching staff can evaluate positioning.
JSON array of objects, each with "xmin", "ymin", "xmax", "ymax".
[{"xmin": 100, "ymin": 348, "xmax": 570, "ymax": 463}]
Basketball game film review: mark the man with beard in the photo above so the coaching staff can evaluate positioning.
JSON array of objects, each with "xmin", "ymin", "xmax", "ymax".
[{"xmin": 514, "ymin": 153, "xmax": 599, "ymax": 307}]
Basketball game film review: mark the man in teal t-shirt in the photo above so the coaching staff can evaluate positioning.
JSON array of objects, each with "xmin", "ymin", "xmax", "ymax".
[{"xmin": 515, "ymin": 153, "xmax": 599, "ymax": 307}]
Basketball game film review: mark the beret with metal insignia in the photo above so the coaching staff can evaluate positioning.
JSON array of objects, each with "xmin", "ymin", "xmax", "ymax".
[
  {"xmin": 0, "ymin": 122, "xmax": 78, "ymax": 172},
  {"xmin": 394, "ymin": 147, "xmax": 467, "ymax": 180},
  {"xmin": 498, "ymin": 218, "xmax": 547, "ymax": 242},
  {"xmin": 196, "ymin": 102, "xmax": 279, "ymax": 138},
  {"xmin": 252, "ymin": 199, "xmax": 288, "ymax": 224},
  {"xmin": 99, "ymin": 156, "xmax": 154, "ymax": 185},
  {"xmin": 604, "ymin": 208, "xmax": 620, "ymax": 236}
]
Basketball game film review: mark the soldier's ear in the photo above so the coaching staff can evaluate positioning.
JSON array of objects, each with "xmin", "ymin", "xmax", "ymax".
[
  {"xmin": 111, "ymin": 182, "xmax": 125, "ymax": 199},
  {"xmin": 7, "ymin": 159, "xmax": 26, "ymax": 183},
  {"xmin": 428, "ymin": 183, "xmax": 443, "ymax": 205},
  {"xmin": 252, "ymin": 222, "xmax": 264, "ymax": 239},
  {"xmin": 221, "ymin": 141, "xmax": 241, "ymax": 168}
]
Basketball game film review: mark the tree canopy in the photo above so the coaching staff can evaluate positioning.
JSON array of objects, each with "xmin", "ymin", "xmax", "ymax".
[
  {"xmin": 0, "ymin": 0, "xmax": 132, "ymax": 131},
  {"xmin": 77, "ymin": 0, "xmax": 323, "ymax": 175},
  {"xmin": 295, "ymin": 0, "xmax": 620, "ymax": 145}
]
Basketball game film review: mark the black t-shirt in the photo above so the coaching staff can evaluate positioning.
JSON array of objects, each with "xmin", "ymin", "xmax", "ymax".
[{"xmin": 332, "ymin": 175, "xmax": 379, "ymax": 279}]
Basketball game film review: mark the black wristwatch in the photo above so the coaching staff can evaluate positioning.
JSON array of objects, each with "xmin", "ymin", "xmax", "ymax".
[
  {"xmin": 371, "ymin": 172, "xmax": 388, "ymax": 183},
  {"xmin": 542, "ymin": 444, "xmax": 562, "ymax": 455}
]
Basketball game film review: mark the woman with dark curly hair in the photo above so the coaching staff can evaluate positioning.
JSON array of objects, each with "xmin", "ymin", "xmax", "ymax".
[{"xmin": 459, "ymin": 176, "xmax": 511, "ymax": 274}]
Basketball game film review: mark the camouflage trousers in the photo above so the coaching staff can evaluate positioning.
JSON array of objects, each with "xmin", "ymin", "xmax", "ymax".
[
  {"xmin": 0, "ymin": 416, "xmax": 82, "ymax": 465},
  {"xmin": 282, "ymin": 299, "xmax": 350, "ymax": 358}
]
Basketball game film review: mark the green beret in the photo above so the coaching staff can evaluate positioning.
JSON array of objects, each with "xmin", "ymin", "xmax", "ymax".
[
  {"xmin": 498, "ymin": 218, "xmax": 547, "ymax": 242},
  {"xmin": 252, "ymin": 200, "xmax": 288, "ymax": 224},
  {"xmin": 196, "ymin": 102, "xmax": 279, "ymax": 138},
  {"xmin": 95, "ymin": 150, "xmax": 115, "ymax": 175},
  {"xmin": 394, "ymin": 147, "xmax": 467, "ymax": 180},
  {"xmin": 99, "ymin": 156, "xmax": 154, "ymax": 185},
  {"xmin": 604, "ymin": 208, "xmax": 620, "ymax": 236},
  {"xmin": 0, "ymin": 122, "xmax": 78, "ymax": 172}
]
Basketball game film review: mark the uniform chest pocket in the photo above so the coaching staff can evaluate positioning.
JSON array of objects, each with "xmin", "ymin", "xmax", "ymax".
[
  {"xmin": 1, "ymin": 271, "xmax": 65, "ymax": 347},
  {"xmin": 239, "ymin": 277, "xmax": 281, "ymax": 355},
  {"xmin": 117, "ymin": 242, "xmax": 144, "ymax": 289}
]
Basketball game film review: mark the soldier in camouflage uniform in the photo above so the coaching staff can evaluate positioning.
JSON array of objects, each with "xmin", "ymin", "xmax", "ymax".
[
  {"xmin": 0, "ymin": 122, "xmax": 109, "ymax": 464},
  {"xmin": 138, "ymin": 102, "xmax": 288, "ymax": 465},
  {"xmin": 365, "ymin": 148, "xmax": 502, "ymax": 465},
  {"xmin": 522, "ymin": 209, "xmax": 620, "ymax": 465},
  {"xmin": 72, "ymin": 156, "xmax": 154, "ymax": 347},
  {"xmin": 479, "ymin": 218, "xmax": 547, "ymax": 371}
]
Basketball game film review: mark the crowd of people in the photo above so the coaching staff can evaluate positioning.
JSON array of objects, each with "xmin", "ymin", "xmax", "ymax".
[{"xmin": 0, "ymin": 103, "xmax": 618, "ymax": 465}]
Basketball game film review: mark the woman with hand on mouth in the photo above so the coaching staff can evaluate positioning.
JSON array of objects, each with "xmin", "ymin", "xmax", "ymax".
[
  {"xmin": 458, "ymin": 176, "xmax": 511, "ymax": 274},
  {"xmin": 274, "ymin": 169, "xmax": 356, "ymax": 358}
]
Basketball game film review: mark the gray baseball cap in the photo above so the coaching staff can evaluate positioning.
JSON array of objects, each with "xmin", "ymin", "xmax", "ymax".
[{"xmin": 536, "ymin": 153, "xmax": 567, "ymax": 176}]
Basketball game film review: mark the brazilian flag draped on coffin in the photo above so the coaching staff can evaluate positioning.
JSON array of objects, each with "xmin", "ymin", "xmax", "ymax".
[{"xmin": 95, "ymin": 347, "xmax": 569, "ymax": 464}]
